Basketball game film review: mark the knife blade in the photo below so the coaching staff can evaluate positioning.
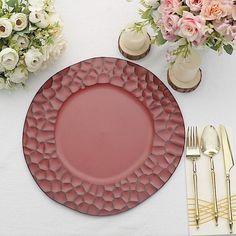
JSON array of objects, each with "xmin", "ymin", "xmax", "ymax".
[
  {"xmin": 220, "ymin": 125, "xmax": 234, "ymax": 234},
  {"xmin": 220, "ymin": 125, "xmax": 234, "ymax": 174}
]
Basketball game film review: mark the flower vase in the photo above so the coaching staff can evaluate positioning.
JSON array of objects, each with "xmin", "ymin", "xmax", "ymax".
[{"xmin": 167, "ymin": 49, "xmax": 202, "ymax": 93}]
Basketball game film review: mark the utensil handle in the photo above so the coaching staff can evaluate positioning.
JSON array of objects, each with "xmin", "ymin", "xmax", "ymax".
[
  {"xmin": 210, "ymin": 158, "xmax": 219, "ymax": 226},
  {"xmin": 192, "ymin": 160, "xmax": 200, "ymax": 228},
  {"xmin": 226, "ymin": 174, "xmax": 233, "ymax": 234}
]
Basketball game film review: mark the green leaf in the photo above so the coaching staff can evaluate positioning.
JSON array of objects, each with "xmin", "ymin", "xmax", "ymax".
[
  {"xmin": 206, "ymin": 37, "xmax": 221, "ymax": 51},
  {"xmin": 132, "ymin": 22, "xmax": 146, "ymax": 32},
  {"xmin": 6, "ymin": 0, "xmax": 18, "ymax": 9},
  {"xmin": 176, "ymin": 6, "xmax": 189, "ymax": 16},
  {"xmin": 223, "ymin": 44, "xmax": 234, "ymax": 55},
  {"xmin": 152, "ymin": 31, "xmax": 167, "ymax": 45},
  {"xmin": 140, "ymin": 8, "xmax": 153, "ymax": 19},
  {"xmin": 28, "ymin": 24, "xmax": 37, "ymax": 32}
]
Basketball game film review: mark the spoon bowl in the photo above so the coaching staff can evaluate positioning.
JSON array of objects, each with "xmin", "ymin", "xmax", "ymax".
[{"xmin": 201, "ymin": 125, "xmax": 220, "ymax": 158}]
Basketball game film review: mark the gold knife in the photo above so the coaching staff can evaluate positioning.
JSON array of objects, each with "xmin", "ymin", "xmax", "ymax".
[{"xmin": 220, "ymin": 125, "xmax": 234, "ymax": 234}]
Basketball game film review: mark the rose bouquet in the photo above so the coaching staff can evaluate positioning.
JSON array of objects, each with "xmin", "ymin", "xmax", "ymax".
[
  {"xmin": 0, "ymin": 0, "xmax": 65, "ymax": 90},
  {"xmin": 133, "ymin": 0, "xmax": 236, "ymax": 59}
]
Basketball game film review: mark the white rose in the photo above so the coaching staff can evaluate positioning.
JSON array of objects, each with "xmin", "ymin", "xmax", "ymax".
[
  {"xmin": 144, "ymin": 0, "xmax": 159, "ymax": 8},
  {"xmin": 41, "ymin": 34, "xmax": 65, "ymax": 69},
  {"xmin": 0, "ymin": 77, "xmax": 5, "ymax": 89},
  {"xmin": 29, "ymin": 11, "xmax": 40, "ymax": 23},
  {"xmin": 29, "ymin": 11, "xmax": 49, "ymax": 28},
  {"xmin": 0, "ymin": 48, "xmax": 19, "ymax": 70},
  {"xmin": 10, "ymin": 13, "xmax": 28, "ymax": 31},
  {"xmin": 12, "ymin": 34, "xmax": 29, "ymax": 49},
  {"xmin": 8, "ymin": 66, "xmax": 28, "ymax": 83},
  {"xmin": 45, "ymin": 2, "xmax": 55, "ymax": 12},
  {"xmin": 29, "ymin": 0, "xmax": 44, "ymax": 11},
  {"xmin": 49, "ymin": 35, "xmax": 66, "ymax": 60},
  {"xmin": 0, "ymin": 63, "xmax": 5, "ymax": 72},
  {"xmin": 0, "ymin": 18, "xmax": 13, "ymax": 38},
  {"xmin": 25, "ymin": 47, "xmax": 43, "ymax": 72},
  {"xmin": 48, "ymin": 13, "xmax": 62, "ymax": 26}
]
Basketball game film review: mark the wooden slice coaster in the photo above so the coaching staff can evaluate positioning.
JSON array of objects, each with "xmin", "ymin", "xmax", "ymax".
[
  {"xmin": 167, "ymin": 67, "xmax": 202, "ymax": 93},
  {"xmin": 118, "ymin": 32, "xmax": 151, "ymax": 60}
]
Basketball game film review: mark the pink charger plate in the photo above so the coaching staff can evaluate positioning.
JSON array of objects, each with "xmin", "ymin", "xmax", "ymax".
[{"xmin": 23, "ymin": 57, "xmax": 185, "ymax": 216}]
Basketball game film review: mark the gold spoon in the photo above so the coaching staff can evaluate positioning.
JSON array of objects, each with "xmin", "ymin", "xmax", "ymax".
[{"xmin": 201, "ymin": 125, "xmax": 220, "ymax": 226}]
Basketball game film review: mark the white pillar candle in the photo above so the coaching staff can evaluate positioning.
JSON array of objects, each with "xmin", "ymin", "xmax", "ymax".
[
  {"xmin": 122, "ymin": 29, "xmax": 148, "ymax": 51},
  {"xmin": 172, "ymin": 50, "xmax": 201, "ymax": 83}
]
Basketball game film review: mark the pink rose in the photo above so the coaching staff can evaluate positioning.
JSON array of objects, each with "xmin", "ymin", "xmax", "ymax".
[
  {"xmin": 186, "ymin": 0, "xmax": 203, "ymax": 12},
  {"xmin": 214, "ymin": 20, "xmax": 236, "ymax": 42},
  {"xmin": 166, "ymin": 49, "xmax": 176, "ymax": 63},
  {"xmin": 163, "ymin": 14, "xmax": 179, "ymax": 32},
  {"xmin": 162, "ymin": 29, "xmax": 178, "ymax": 41},
  {"xmin": 213, "ymin": 19, "xmax": 230, "ymax": 34},
  {"xmin": 229, "ymin": 25, "xmax": 236, "ymax": 35},
  {"xmin": 160, "ymin": 14, "xmax": 179, "ymax": 42},
  {"xmin": 201, "ymin": 0, "xmax": 232, "ymax": 20},
  {"xmin": 227, "ymin": 25, "xmax": 236, "ymax": 41},
  {"xmin": 159, "ymin": 0, "xmax": 181, "ymax": 14},
  {"xmin": 232, "ymin": 5, "xmax": 236, "ymax": 20},
  {"xmin": 177, "ymin": 11, "xmax": 205, "ymax": 44}
]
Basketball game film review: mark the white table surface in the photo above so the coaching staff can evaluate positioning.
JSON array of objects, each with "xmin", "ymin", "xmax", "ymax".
[{"xmin": 0, "ymin": 1, "xmax": 236, "ymax": 236}]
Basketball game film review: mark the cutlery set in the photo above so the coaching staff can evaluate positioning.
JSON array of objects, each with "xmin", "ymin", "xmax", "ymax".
[{"xmin": 186, "ymin": 125, "xmax": 235, "ymax": 234}]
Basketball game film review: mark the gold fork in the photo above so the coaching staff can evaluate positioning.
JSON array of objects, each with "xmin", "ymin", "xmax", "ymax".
[{"xmin": 186, "ymin": 127, "xmax": 201, "ymax": 229}]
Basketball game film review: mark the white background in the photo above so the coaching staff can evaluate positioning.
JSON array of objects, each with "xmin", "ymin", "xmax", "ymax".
[{"xmin": 0, "ymin": 1, "xmax": 236, "ymax": 236}]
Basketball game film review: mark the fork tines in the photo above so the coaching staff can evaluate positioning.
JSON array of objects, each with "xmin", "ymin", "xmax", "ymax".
[{"xmin": 186, "ymin": 126, "xmax": 200, "ymax": 159}]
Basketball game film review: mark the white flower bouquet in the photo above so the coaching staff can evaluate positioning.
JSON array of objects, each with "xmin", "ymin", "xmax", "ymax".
[{"xmin": 0, "ymin": 0, "xmax": 65, "ymax": 90}]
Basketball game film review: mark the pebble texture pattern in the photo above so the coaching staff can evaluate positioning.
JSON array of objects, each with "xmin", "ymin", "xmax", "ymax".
[{"xmin": 23, "ymin": 57, "xmax": 185, "ymax": 216}]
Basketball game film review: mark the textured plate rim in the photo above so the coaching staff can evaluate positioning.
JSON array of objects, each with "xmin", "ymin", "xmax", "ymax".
[{"xmin": 22, "ymin": 56, "xmax": 186, "ymax": 216}]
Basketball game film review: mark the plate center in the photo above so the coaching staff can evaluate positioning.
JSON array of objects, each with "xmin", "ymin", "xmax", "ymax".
[{"xmin": 55, "ymin": 84, "xmax": 154, "ymax": 185}]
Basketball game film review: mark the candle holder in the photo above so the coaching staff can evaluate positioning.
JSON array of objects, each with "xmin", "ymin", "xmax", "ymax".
[
  {"xmin": 167, "ymin": 50, "xmax": 202, "ymax": 93},
  {"xmin": 118, "ymin": 26, "xmax": 151, "ymax": 60}
]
